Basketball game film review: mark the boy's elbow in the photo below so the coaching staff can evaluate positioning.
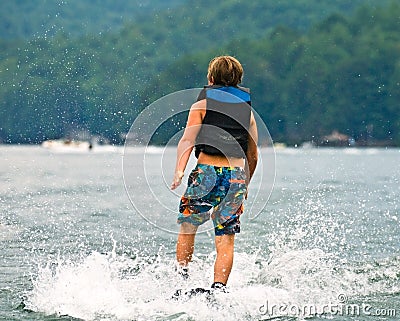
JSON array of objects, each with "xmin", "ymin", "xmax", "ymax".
[
  {"xmin": 246, "ymin": 151, "xmax": 258, "ymax": 165},
  {"xmin": 252, "ymin": 155, "xmax": 259, "ymax": 166},
  {"xmin": 246, "ymin": 142, "xmax": 258, "ymax": 163},
  {"xmin": 179, "ymin": 137, "xmax": 196, "ymax": 148}
]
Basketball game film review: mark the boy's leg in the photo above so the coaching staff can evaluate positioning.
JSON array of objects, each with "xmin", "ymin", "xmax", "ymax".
[
  {"xmin": 176, "ymin": 222, "xmax": 198, "ymax": 266},
  {"xmin": 214, "ymin": 234, "xmax": 235, "ymax": 285}
]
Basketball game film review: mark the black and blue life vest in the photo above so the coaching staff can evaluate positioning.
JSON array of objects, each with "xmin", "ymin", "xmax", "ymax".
[{"xmin": 195, "ymin": 85, "xmax": 251, "ymax": 158}]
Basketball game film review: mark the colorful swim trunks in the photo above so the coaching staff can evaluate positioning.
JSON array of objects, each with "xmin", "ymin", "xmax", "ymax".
[{"xmin": 177, "ymin": 164, "xmax": 247, "ymax": 236}]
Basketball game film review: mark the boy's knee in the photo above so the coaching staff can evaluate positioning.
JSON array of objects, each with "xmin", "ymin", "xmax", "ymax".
[{"xmin": 215, "ymin": 234, "xmax": 235, "ymax": 249}]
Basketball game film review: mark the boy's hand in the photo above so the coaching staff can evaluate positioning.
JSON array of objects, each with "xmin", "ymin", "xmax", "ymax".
[{"xmin": 171, "ymin": 171, "xmax": 184, "ymax": 190}]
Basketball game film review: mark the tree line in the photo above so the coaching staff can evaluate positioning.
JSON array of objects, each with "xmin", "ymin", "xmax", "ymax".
[{"xmin": 0, "ymin": 1, "xmax": 399, "ymax": 145}]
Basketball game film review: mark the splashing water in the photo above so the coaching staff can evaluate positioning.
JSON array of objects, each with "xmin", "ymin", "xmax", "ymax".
[
  {"xmin": 2, "ymin": 147, "xmax": 399, "ymax": 320},
  {"xmin": 24, "ymin": 240, "xmax": 400, "ymax": 320}
]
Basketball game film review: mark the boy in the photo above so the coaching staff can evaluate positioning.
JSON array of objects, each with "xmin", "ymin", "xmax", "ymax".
[{"xmin": 171, "ymin": 56, "xmax": 258, "ymax": 291}]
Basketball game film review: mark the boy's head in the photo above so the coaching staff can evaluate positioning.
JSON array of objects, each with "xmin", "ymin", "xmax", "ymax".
[{"xmin": 207, "ymin": 55, "xmax": 243, "ymax": 87}]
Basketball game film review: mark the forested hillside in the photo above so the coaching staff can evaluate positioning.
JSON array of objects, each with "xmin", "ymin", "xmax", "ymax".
[
  {"xmin": 0, "ymin": 0, "xmax": 398, "ymax": 145},
  {"xmin": 0, "ymin": 0, "xmax": 185, "ymax": 39},
  {"xmin": 152, "ymin": 3, "xmax": 400, "ymax": 145},
  {"xmin": 0, "ymin": 0, "xmax": 392, "ymax": 40}
]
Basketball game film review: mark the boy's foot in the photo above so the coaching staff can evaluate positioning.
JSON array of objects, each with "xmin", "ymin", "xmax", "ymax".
[
  {"xmin": 172, "ymin": 287, "xmax": 213, "ymax": 301},
  {"xmin": 176, "ymin": 266, "xmax": 189, "ymax": 280},
  {"xmin": 211, "ymin": 282, "xmax": 227, "ymax": 292}
]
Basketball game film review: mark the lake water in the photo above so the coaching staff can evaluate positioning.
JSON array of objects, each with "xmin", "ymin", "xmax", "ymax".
[{"xmin": 0, "ymin": 145, "xmax": 399, "ymax": 320}]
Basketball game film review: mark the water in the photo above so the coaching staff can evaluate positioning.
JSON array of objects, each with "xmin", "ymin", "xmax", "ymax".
[{"xmin": 0, "ymin": 145, "xmax": 399, "ymax": 321}]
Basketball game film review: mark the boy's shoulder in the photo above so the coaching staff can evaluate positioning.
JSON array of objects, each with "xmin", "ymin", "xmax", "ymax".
[
  {"xmin": 237, "ymin": 85, "xmax": 250, "ymax": 93},
  {"xmin": 197, "ymin": 85, "xmax": 250, "ymax": 102}
]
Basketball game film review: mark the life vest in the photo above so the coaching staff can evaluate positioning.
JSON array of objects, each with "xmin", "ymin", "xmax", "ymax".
[{"xmin": 195, "ymin": 85, "xmax": 251, "ymax": 158}]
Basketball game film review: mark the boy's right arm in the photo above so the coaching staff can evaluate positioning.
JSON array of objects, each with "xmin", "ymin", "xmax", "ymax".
[{"xmin": 170, "ymin": 100, "xmax": 205, "ymax": 190}]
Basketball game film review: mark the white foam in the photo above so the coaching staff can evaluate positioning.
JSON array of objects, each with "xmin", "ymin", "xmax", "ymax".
[
  {"xmin": 0, "ymin": 223, "xmax": 21, "ymax": 241},
  {"xmin": 24, "ymin": 244, "xmax": 400, "ymax": 320}
]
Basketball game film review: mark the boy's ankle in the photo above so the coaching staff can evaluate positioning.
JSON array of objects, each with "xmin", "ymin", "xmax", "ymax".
[
  {"xmin": 211, "ymin": 282, "xmax": 227, "ymax": 291},
  {"xmin": 176, "ymin": 265, "xmax": 189, "ymax": 280}
]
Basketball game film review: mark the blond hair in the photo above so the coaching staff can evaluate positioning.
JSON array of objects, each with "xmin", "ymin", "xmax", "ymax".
[{"xmin": 207, "ymin": 56, "xmax": 243, "ymax": 86}]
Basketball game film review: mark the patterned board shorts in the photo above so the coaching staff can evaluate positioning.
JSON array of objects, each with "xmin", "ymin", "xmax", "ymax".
[{"xmin": 177, "ymin": 164, "xmax": 247, "ymax": 236}]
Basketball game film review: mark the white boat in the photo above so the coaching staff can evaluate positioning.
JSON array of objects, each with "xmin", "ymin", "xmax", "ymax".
[
  {"xmin": 41, "ymin": 139, "xmax": 91, "ymax": 153},
  {"xmin": 41, "ymin": 139, "xmax": 119, "ymax": 153}
]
